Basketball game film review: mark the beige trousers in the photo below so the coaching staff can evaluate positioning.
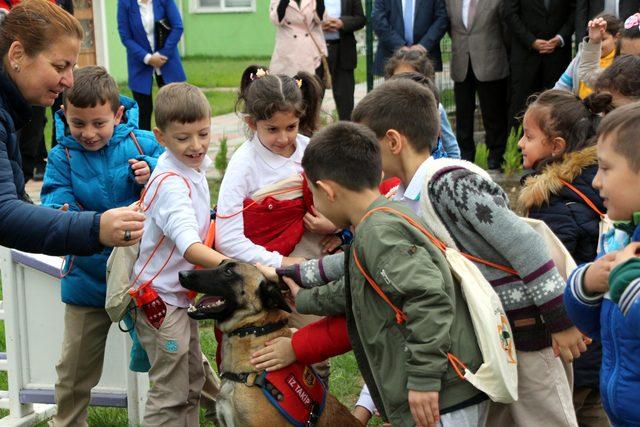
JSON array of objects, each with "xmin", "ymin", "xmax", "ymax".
[
  {"xmin": 51, "ymin": 305, "xmax": 112, "ymax": 427},
  {"xmin": 135, "ymin": 304, "xmax": 205, "ymax": 426},
  {"xmin": 488, "ymin": 347, "xmax": 579, "ymax": 427}
]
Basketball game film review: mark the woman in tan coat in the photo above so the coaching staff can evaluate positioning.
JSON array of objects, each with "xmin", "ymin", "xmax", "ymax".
[{"xmin": 269, "ymin": 0, "xmax": 327, "ymax": 76}]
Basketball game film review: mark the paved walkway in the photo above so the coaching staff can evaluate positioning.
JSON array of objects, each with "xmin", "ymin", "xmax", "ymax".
[{"xmin": 24, "ymin": 83, "xmax": 370, "ymax": 202}]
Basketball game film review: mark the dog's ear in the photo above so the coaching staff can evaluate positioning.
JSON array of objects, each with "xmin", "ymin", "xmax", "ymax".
[{"xmin": 258, "ymin": 280, "xmax": 292, "ymax": 313}]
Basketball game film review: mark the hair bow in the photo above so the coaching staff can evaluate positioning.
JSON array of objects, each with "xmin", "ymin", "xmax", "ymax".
[
  {"xmin": 624, "ymin": 13, "xmax": 640, "ymax": 30},
  {"xmin": 250, "ymin": 68, "xmax": 269, "ymax": 81}
]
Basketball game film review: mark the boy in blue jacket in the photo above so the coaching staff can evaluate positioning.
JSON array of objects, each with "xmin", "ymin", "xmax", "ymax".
[
  {"xmin": 41, "ymin": 66, "xmax": 164, "ymax": 426},
  {"xmin": 564, "ymin": 102, "xmax": 640, "ymax": 426}
]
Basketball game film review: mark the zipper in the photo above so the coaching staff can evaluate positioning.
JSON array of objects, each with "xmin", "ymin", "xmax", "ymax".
[
  {"xmin": 606, "ymin": 303, "xmax": 620, "ymax": 421},
  {"xmin": 100, "ymin": 149, "xmax": 114, "ymax": 208}
]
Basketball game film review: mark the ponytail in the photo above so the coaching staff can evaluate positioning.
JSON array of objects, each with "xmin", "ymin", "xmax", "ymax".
[
  {"xmin": 293, "ymin": 72, "xmax": 323, "ymax": 137},
  {"xmin": 236, "ymin": 65, "xmax": 322, "ymax": 137},
  {"xmin": 527, "ymin": 89, "xmax": 600, "ymax": 159}
]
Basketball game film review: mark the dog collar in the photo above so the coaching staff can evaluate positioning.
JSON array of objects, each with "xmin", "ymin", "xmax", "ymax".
[{"xmin": 226, "ymin": 320, "xmax": 288, "ymax": 339}]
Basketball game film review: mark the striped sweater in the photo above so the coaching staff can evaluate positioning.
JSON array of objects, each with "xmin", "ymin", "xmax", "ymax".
[{"xmin": 424, "ymin": 164, "xmax": 574, "ymax": 351}]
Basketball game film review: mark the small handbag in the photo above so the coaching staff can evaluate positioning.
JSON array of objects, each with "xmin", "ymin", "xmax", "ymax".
[{"xmin": 155, "ymin": 18, "xmax": 171, "ymax": 50}]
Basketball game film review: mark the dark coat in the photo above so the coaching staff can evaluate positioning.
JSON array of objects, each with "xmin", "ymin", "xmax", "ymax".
[
  {"xmin": 519, "ymin": 145, "xmax": 604, "ymax": 388},
  {"xmin": 334, "ymin": 0, "xmax": 367, "ymax": 70},
  {"xmin": 575, "ymin": 0, "xmax": 640, "ymax": 41},
  {"xmin": 0, "ymin": 68, "xmax": 102, "ymax": 256},
  {"xmin": 372, "ymin": 0, "xmax": 449, "ymax": 74},
  {"xmin": 504, "ymin": 0, "xmax": 575, "ymax": 67}
]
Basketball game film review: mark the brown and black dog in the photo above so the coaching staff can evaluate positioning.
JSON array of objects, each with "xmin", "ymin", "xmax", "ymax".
[{"xmin": 179, "ymin": 261, "xmax": 361, "ymax": 427}]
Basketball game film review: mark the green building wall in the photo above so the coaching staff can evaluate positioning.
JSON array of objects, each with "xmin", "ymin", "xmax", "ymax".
[{"xmin": 104, "ymin": 0, "xmax": 276, "ymax": 84}]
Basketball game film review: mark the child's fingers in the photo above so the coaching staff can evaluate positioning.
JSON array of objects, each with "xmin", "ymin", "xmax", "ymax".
[
  {"xmin": 128, "ymin": 158, "xmax": 138, "ymax": 165},
  {"xmin": 131, "ymin": 161, "xmax": 147, "ymax": 171}
]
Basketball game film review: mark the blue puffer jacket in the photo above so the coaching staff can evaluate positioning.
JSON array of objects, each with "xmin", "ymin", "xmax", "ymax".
[
  {"xmin": 0, "ymin": 67, "xmax": 102, "ymax": 256},
  {"xmin": 565, "ymin": 223, "xmax": 640, "ymax": 426},
  {"xmin": 519, "ymin": 146, "xmax": 605, "ymax": 389},
  {"xmin": 41, "ymin": 96, "xmax": 164, "ymax": 307}
]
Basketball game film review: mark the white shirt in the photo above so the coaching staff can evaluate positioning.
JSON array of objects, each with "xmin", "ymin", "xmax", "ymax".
[
  {"xmin": 462, "ymin": 0, "xmax": 471, "ymax": 28},
  {"xmin": 392, "ymin": 158, "xmax": 429, "ymax": 215},
  {"xmin": 324, "ymin": 0, "xmax": 342, "ymax": 40},
  {"xmin": 139, "ymin": 0, "xmax": 163, "ymax": 75},
  {"xmin": 131, "ymin": 151, "xmax": 213, "ymax": 308},
  {"xmin": 215, "ymin": 133, "xmax": 310, "ymax": 267}
]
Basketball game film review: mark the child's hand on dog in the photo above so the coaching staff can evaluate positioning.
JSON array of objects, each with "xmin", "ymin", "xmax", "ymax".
[
  {"xmin": 256, "ymin": 263, "xmax": 279, "ymax": 282},
  {"xmin": 282, "ymin": 276, "xmax": 301, "ymax": 298},
  {"xmin": 250, "ymin": 336, "xmax": 297, "ymax": 371}
]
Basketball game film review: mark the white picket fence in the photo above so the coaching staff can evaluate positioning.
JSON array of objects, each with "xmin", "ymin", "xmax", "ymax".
[{"xmin": 0, "ymin": 247, "xmax": 148, "ymax": 426}]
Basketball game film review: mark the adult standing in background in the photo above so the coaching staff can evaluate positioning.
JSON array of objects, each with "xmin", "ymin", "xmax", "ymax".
[
  {"xmin": 446, "ymin": 0, "xmax": 509, "ymax": 169},
  {"xmin": 117, "ymin": 0, "xmax": 186, "ymax": 131},
  {"xmin": 0, "ymin": 0, "xmax": 143, "ymax": 255},
  {"xmin": 576, "ymin": 0, "xmax": 640, "ymax": 41},
  {"xmin": 372, "ymin": 0, "xmax": 448, "ymax": 75},
  {"xmin": 322, "ymin": 0, "xmax": 366, "ymax": 120},
  {"xmin": 504, "ymin": 0, "xmax": 575, "ymax": 130},
  {"xmin": 269, "ymin": 0, "xmax": 327, "ymax": 77}
]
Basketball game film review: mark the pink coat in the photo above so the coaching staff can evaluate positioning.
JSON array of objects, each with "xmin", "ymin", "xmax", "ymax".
[{"xmin": 269, "ymin": 0, "xmax": 328, "ymax": 76}]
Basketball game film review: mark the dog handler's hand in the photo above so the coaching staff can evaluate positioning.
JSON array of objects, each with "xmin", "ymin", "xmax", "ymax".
[
  {"xmin": 250, "ymin": 337, "xmax": 297, "ymax": 371},
  {"xmin": 408, "ymin": 390, "xmax": 439, "ymax": 427},
  {"xmin": 99, "ymin": 206, "xmax": 145, "ymax": 247}
]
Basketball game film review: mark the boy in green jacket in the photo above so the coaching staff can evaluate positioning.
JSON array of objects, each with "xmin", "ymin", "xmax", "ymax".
[{"xmin": 292, "ymin": 121, "xmax": 485, "ymax": 427}]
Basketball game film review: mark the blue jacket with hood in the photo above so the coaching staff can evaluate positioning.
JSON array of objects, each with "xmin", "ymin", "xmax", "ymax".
[
  {"xmin": 565, "ymin": 223, "xmax": 640, "ymax": 426},
  {"xmin": 41, "ymin": 96, "xmax": 164, "ymax": 307}
]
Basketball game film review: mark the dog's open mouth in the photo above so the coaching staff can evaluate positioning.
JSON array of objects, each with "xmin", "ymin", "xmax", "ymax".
[{"xmin": 188, "ymin": 295, "xmax": 227, "ymax": 315}]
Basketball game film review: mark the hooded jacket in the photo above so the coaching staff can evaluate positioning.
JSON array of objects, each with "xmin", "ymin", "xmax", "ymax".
[
  {"xmin": 520, "ymin": 146, "xmax": 605, "ymax": 389},
  {"xmin": 41, "ymin": 96, "xmax": 164, "ymax": 307}
]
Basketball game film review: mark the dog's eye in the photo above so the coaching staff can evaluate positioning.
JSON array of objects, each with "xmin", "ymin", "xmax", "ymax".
[{"xmin": 224, "ymin": 266, "xmax": 233, "ymax": 277}]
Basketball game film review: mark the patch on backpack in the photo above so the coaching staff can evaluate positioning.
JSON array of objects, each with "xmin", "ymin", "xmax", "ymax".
[{"xmin": 165, "ymin": 339, "xmax": 178, "ymax": 353}]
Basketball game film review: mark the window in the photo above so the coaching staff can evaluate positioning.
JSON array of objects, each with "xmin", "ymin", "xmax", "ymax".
[{"xmin": 191, "ymin": 0, "xmax": 255, "ymax": 13}]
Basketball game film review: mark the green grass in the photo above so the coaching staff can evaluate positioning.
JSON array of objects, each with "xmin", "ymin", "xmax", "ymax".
[{"xmin": 182, "ymin": 56, "xmax": 271, "ymax": 88}]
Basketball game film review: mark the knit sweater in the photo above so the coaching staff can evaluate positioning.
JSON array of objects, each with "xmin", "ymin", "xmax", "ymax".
[{"xmin": 424, "ymin": 162, "xmax": 573, "ymax": 351}]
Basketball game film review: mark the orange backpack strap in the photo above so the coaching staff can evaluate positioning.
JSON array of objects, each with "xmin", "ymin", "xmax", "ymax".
[
  {"xmin": 360, "ymin": 207, "xmax": 517, "ymax": 275},
  {"xmin": 559, "ymin": 179, "xmax": 605, "ymax": 218},
  {"xmin": 129, "ymin": 131, "xmax": 145, "ymax": 155},
  {"xmin": 352, "ymin": 206, "xmax": 469, "ymax": 381}
]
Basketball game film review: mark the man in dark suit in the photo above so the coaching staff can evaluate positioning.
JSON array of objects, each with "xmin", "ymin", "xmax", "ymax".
[
  {"xmin": 504, "ymin": 0, "xmax": 576, "ymax": 130},
  {"xmin": 576, "ymin": 0, "xmax": 640, "ymax": 40},
  {"xmin": 323, "ymin": 0, "xmax": 366, "ymax": 120},
  {"xmin": 372, "ymin": 0, "xmax": 448, "ymax": 74},
  {"xmin": 447, "ymin": 0, "xmax": 510, "ymax": 169}
]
